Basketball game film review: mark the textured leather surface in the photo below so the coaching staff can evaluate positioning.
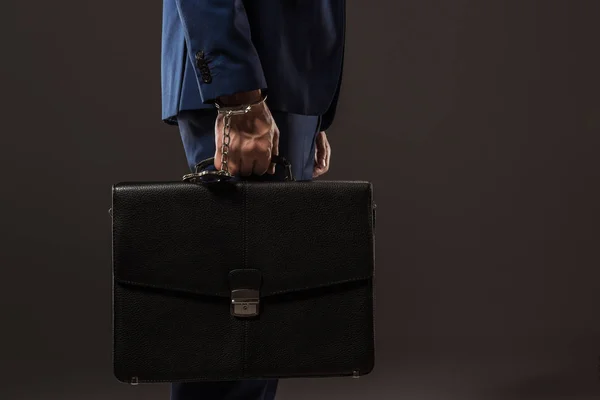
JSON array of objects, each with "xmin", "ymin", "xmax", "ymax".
[{"xmin": 112, "ymin": 179, "xmax": 375, "ymax": 383}]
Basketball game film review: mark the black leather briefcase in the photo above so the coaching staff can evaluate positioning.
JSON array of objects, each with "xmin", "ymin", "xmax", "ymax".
[{"xmin": 110, "ymin": 157, "xmax": 376, "ymax": 384}]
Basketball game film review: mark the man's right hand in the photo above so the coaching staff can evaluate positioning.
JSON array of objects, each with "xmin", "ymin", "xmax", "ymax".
[{"xmin": 214, "ymin": 90, "xmax": 279, "ymax": 176}]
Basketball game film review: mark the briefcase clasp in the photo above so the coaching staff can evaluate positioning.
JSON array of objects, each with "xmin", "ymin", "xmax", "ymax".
[{"xmin": 231, "ymin": 289, "xmax": 260, "ymax": 317}]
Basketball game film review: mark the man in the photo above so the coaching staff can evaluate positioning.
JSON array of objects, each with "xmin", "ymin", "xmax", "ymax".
[{"xmin": 161, "ymin": 1, "xmax": 346, "ymax": 399}]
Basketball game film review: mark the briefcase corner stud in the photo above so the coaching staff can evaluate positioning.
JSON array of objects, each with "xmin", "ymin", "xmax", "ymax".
[{"xmin": 230, "ymin": 288, "xmax": 260, "ymax": 317}]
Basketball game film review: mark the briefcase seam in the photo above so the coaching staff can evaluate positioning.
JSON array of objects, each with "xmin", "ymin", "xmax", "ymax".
[
  {"xmin": 114, "ymin": 279, "xmax": 228, "ymax": 297},
  {"xmin": 112, "ymin": 275, "xmax": 373, "ymax": 298},
  {"xmin": 265, "ymin": 275, "xmax": 373, "ymax": 296}
]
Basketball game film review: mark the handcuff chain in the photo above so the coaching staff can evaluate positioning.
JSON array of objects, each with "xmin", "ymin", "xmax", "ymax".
[
  {"xmin": 216, "ymin": 94, "xmax": 268, "ymax": 175},
  {"xmin": 221, "ymin": 111, "xmax": 232, "ymax": 174}
]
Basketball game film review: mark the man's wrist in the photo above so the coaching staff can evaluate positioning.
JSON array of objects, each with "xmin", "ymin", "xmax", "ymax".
[{"xmin": 217, "ymin": 89, "xmax": 262, "ymax": 106}]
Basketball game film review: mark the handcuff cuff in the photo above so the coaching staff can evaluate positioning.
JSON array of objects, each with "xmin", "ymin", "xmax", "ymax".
[{"xmin": 182, "ymin": 93, "xmax": 268, "ymax": 183}]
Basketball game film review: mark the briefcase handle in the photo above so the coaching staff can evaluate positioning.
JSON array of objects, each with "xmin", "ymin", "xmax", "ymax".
[{"xmin": 182, "ymin": 155, "xmax": 294, "ymax": 183}]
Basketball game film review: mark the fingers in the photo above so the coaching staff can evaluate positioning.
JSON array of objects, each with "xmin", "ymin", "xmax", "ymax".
[
  {"xmin": 246, "ymin": 145, "xmax": 272, "ymax": 177},
  {"xmin": 214, "ymin": 149, "xmax": 242, "ymax": 175},
  {"xmin": 245, "ymin": 125, "xmax": 278, "ymax": 177},
  {"xmin": 268, "ymin": 128, "xmax": 279, "ymax": 175},
  {"xmin": 316, "ymin": 132, "xmax": 327, "ymax": 168},
  {"xmin": 324, "ymin": 132, "xmax": 331, "ymax": 169},
  {"xmin": 313, "ymin": 131, "xmax": 331, "ymax": 178},
  {"xmin": 253, "ymin": 145, "xmax": 273, "ymax": 177},
  {"xmin": 216, "ymin": 142, "xmax": 272, "ymax": 177},
  {"xmin": 239, "ymin": 158, "xmax": 254, "ymax": 176}
]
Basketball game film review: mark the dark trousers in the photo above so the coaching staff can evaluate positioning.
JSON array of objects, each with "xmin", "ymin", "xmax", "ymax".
[{"xmin": 170, "ymin": 108, "xmax": 321, "ymax": 400}]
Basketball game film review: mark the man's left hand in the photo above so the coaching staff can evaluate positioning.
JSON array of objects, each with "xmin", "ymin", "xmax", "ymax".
[{"xmin": 313, "ymin": 131, "xmax": 331, "ymax": 178}]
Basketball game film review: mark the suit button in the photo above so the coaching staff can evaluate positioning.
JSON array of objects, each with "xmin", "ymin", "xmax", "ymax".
[
  {"xmin": 201, "ymin": 71, "xmax": 212, "ymax": 83},
  {"xmin": 195, "ymin": 51, "xmax": 212, "ymax": 83}
]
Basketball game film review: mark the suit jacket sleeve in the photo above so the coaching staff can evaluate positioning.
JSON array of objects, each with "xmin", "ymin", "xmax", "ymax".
[{"xmin": 174, "ymin": 0, "xmax": 267, "ymax": 104}]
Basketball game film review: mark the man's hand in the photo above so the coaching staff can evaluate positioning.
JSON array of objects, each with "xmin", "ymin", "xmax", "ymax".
[
  {"xmin": 214, "ymin": 90, "xmax": 279, "ymax": 176},
  {"xmin": 313, "ymin": 131, "xmax": 331, "ymax": 178}
]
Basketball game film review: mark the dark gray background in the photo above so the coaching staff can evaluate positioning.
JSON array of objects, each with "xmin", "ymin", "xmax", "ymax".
[{"xmin": 2, "ymin": 0, "xmax": 599, "ymax": 399}]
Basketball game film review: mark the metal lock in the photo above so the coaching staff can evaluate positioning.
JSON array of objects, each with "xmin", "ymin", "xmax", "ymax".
[{"xmin": 231, "ymin": 289, "xmax": 260, "ymax": 317}]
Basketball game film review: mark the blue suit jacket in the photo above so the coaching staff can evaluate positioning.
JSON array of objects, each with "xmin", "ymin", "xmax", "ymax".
[{"xmin": 161, "ymin": 0, "xmax": 345, "ymax": 131}]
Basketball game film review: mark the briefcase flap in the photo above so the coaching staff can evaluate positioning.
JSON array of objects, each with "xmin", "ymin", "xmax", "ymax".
[{"xmin": 112, "ymin": 180, "xmax": 375, "ymax": 299}]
